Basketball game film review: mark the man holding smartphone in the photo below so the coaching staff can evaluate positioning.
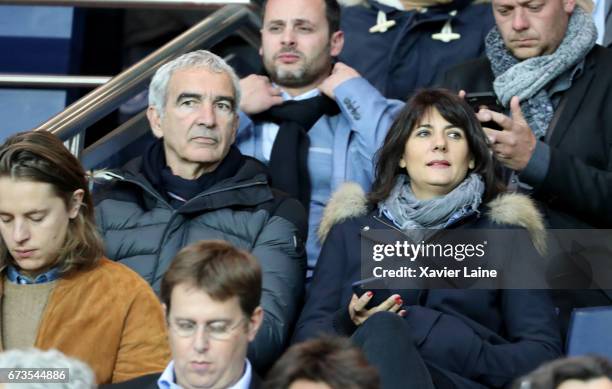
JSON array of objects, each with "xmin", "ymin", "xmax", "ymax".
[
  {"xmin": 440, "ymin": 0, "xmax": 612, "ymax": 230},
  {"xmin": 439, "ymin": 0, "xmax": 612, "ymax": 337}
]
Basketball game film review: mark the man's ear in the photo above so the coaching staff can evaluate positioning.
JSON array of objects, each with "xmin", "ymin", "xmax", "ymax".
[
  {"xmin": 247, "ymin": 306, "xmax": 264, "ymax": 342},
  {"xmin": 230, "ymin": 113, "xmax": 239, "ymax": 145},
  {"xmin": 147, "ymin": 106, "xmax": 164, "ymax": 139},
  {"xmin": 330, "ymin": 30, "xmax": 344, "ymax": 57},
  {"xmin": 563, "ymin": 0, "xmax": 576, "ymax": 13},
  {"xmin": 68, "ymin": 189, "xmax": 85, "ymax": 219},
  {"xmin": 162, "ymin": 303, "xmax": 168, "ymax": 318}
]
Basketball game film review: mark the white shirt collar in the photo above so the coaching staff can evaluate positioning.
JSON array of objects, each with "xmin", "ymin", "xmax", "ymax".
[
  {"xmin": 276, "ymin": 85, "xmax": 321, "ymax": 102},
  {"xmin": 231, "ymin": 359, "xmax": 252, "ymax": 389}
]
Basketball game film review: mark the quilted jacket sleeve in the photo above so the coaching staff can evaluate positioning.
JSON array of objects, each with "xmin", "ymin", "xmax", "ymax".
[{"xmin": 247, "ymin": 196, "xmax": 307, "ymax": 372}]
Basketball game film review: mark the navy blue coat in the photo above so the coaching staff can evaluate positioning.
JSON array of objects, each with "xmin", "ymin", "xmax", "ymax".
[
  {"xmin": 293, "ymin": 188, "xmax": 562, "ymax": 388},
  {"xmin": 339, "ymin": 0, "xmax": 495, "ymax": 100}
]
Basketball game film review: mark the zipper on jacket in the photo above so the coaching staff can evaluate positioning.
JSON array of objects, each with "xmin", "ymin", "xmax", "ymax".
[
  {"xmin": 111, "ymin": 175, "xmax": 269, "ymax": 285},
  {"xmin": 185, "ymin": 179, "xmax": 268, "ymax": 205},
  {"xmin": 106, "ymin": 173, "xmax": 173, "ymax": 209},
  {"xmin": 149, "ymin": 179, "xmax": 270, "ymax": 286}
]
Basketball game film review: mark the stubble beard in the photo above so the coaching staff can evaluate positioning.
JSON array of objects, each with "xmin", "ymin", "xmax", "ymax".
[
  {"xmin": 265, "ymin": 45, "xmax": 332, "ymax": 89},
  {"xmin": 268, "ymin": 61, "xmax": 322, "ymax": 89}
]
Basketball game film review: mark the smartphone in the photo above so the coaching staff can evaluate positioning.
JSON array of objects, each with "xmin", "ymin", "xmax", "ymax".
[
  {"xmin": 465, "ymin": 92, "xmax": 504, "ymax": 131},
  {"xmin": 351, "ymin": 278, "xmax": 393, "ymax": 310}
]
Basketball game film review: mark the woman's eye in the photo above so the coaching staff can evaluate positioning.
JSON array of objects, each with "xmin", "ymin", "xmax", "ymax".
[
  {"xmin": 448, "ymin": 131, "xmax": 463, "ymax": 139},
  {"xmin": 415, "ymin": 130, "xmax": 430, "ymax": 137}
]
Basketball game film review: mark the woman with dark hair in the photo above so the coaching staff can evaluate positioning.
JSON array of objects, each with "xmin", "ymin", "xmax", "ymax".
[
  {"xmin": 264, "ymin": 336, "xmax": 380, "ymax": 389},
  {"xmin": 293, "ymin": 89, "xmax": 562, "ymax": 389},
  {"xmin": 0, "ymin": 131, "xmax": 170, "ymax": 384}
]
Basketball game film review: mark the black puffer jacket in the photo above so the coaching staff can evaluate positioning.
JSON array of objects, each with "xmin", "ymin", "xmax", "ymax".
[{"xmin": 93, "ymin": 154, "xmax": 307, "ymax": 372}]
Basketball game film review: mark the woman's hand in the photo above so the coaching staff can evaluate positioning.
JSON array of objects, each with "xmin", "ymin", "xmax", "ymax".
[{"xmin": 349, "ymin": 292, "xmax": 406, "ymax": 326}]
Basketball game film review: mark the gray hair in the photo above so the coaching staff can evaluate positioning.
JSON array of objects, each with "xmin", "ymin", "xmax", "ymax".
[
  {"xmin": 0, "ymin": 348, "xmax": 97, "ymax": 389},
  {"xmin": 148, "ymin": 50, "xmax": 242, "ymax": 116}
]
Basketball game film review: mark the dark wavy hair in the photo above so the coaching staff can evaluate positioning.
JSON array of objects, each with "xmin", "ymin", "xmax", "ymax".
[
  {"xmin": 264, "ymin": 336, "xmax": 380, "ymax": 389},
  {"xmin": 0, "ymin": 131, "xmax": 104, "ymax": 274},
  {"xmin": 369, "ymin": 89, "xmax": 505, "ymax": 206}
]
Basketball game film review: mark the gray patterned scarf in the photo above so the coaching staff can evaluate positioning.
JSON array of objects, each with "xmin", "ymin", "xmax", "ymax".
[
  {"xmin": 378, "ymin": 173, "xmax": 485, "ymax": 231},
  {"xmin": 485, "ymin": 7, "xmax": 597, "ymax": 139}
]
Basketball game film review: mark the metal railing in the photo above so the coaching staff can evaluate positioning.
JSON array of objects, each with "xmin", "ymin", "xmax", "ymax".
[
  {"xmin": 31, "ymin": 3, "xmax": 260, "ymax": 158},
  {"xmin": 0, "ymin": 0, "xmax": 262, "ymax": 89},
  {"xmin": 0, "ymin": 0, "xmax": 258, "ymax": 9},
  {"xmin": 0, "ymin": 74, "xmax": 111, "ymax": 88}
]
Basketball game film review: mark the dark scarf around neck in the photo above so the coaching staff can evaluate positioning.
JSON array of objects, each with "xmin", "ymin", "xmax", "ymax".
[
  {"xmin": 253, "ymin": 95, "xmax": 340, "ymax": 212},
  {"xmin": 142, "ymin": 139, "xmax": 244, "ymax": 204}
]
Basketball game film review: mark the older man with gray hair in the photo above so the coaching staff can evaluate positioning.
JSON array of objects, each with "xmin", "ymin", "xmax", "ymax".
[{"xmin": 93, "ymin": 50, "xmax": 307, "ymax": 372}]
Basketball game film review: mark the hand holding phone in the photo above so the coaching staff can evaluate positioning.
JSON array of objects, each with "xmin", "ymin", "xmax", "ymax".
[
  {"xmin": 465, "ymin": 92, "xmax": 505, "ymax": 131},
  {"xmin": 350, "ymin": 278, "xmax": 404, "ymax": 326},
  {"xmin": 352, "ymin": 278, "xmax": 393, "ymax": 310}
]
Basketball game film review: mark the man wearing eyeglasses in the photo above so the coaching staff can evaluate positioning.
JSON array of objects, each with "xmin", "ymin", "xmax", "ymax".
[{"xmin": 103, "ymin": 240, "xmax": 263, "ymax": 389}]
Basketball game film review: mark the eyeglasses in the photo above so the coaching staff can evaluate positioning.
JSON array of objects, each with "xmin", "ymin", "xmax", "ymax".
[{"xmin": 168, "ymin": 317, "xmax": 247, "ymax": 341}]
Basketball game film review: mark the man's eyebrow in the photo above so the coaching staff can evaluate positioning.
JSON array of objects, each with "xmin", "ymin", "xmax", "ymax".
[
  {"xmin": 265, "ymin": 19, "xmax": 285, "ymax": 26},
  {"xmin": 293, "ymin": 18, "xmax": 314, "ymax": 25},
  {"xmin": 206, "ymin": 318, "xmax": 232, "ymax": 324},
  {"xmin": 25, "ymin": 209, "xmax": 47, "ymax": 216},
  {"xmin": 494, "ymin": 1, "xmax": 513, "ymax": 8},
  {"xmin": 172, "ymin": 316, "xmax": 231, "ymax": 323},
  {"xmin": 266, "ymin": 18, "xmax": 314, "ymax": 26},
  {"xmin": 176, "ymin": 92, "xmax": 202, "ymax": 102},
  {"xmin": 173, "ymin": 317, "xmax": 195, "ymax": 322}
]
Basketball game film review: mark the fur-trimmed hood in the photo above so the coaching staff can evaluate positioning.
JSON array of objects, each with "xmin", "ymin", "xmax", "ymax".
[{"xmin": 318, "ymin": 182, "xmax": 547, "ymax": 255}]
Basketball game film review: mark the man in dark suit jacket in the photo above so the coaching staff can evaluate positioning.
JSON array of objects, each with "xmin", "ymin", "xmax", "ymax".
[
  {"xmin": 439, "ymin": 0, "xmax": 612, "ymax": 337},
  {"xmin": 101, "ymin": 241, "xmax": 264, "ymax": 389}
]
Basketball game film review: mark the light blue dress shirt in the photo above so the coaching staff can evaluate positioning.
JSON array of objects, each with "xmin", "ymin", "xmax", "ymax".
[
  {"xmin": 593, "ymin": 0, "xmax": 607, "ymax": 44},
  {"xmin": 157, "ymin": 359, "xmax": 252, "ymax": 389}
]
